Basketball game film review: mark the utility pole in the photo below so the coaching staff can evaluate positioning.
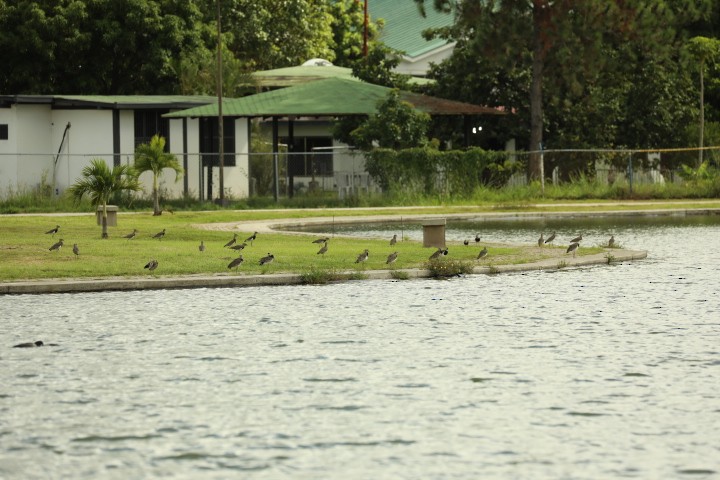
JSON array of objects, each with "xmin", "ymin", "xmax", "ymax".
[{"xmin": 216, "ymin": 0, "xmax": 225, "ymax": 202}]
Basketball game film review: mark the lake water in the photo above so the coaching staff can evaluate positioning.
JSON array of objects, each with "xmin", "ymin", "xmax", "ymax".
[{"xmin": 2, "ymin": 214, "xmax": 719, "ymax": 479}]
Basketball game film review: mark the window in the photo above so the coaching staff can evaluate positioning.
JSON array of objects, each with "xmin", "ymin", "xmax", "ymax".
[
  {"xmin": 134, "ymin": 110, "xmax": 169, "ymax": 149},
  {"xmin": 199, "ymin": 117, "xmax": 236, "ymax": 167},
  {"xmin": 0, "ymin": 124, "xmax": 8, "ymax": 140},
  {"xmin": 282, "ymin": 136, "xmax": 333, "ymax": 176}
]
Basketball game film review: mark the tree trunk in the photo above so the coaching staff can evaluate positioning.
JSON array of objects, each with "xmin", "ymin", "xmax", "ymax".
[
  {"xmin": 101, "ymin": 203, "xmax": 108, "ymax": 239},
  {"xmin": 153, "ymin": 174, "xmax": 161, "ymax": 215},
  {"xmin": 528, "ymin": 7, "xmax": 545, "ymax": 181}
]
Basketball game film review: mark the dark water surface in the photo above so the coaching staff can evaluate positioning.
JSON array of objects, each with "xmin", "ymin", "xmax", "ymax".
[{"xmin": 2, "ymin": 215, "xmax": 719, "ymax": 479}]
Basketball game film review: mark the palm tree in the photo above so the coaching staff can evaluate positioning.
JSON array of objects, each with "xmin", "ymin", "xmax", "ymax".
[
  {"xmin": 67, "ymin": 159, "xmax": 141, "ymax": 239},
  {"xmin": 134, "ymin": 134, "xmax": 184, "ymax": 216}
]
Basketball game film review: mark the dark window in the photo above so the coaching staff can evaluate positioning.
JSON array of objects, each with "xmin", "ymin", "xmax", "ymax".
[
  {"xmin": 134, "ymin": 110, "xmax": 169, "ymax": 149},
  {"xmin": 0, "ymin": 124, "xmax": 8, "ymax": 140},
  {"xmin": 199, "ymin": 117, "xmax": 236, "ymax": 167},
  {"xmin": 282, "ymin": 136, "xmax": 333, "ymax": 176}
]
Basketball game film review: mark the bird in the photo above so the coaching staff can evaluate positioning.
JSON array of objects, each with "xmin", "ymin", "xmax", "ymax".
[
  {"xmin": 123, "ymin": 229, "xmax": 138, "ymax": 240},
  {"xmin": 13, "ymin": 340, "xmax": 44, "ymax": 348},
  {"xmin": 475, "ymin": 233, "xmax": 481, "ymax": 243},
  {"xmin": 72, "ymin": 243, "xmax": 79, "ymax": 257},
  {"xmin": 544, "ymin": 231, "xmax": 556, "ymax": 245},
  {"xmin": 49, "ymin": 239, "xmax": 64, "ymax": 252},
  {"xmin": 463, "ymin": 239, "xmax": 469, "ymax": 246},
  {"xmin": 45, "ymin": 225, "xmax": 60, "ymax": 236},
  {"xmin": 608, "ymin": 235, "xmax": 615, "ymax": 248},
  {"xmin": 312, "ymin": 237, "xmax": 329, "ymax": 244},
  {"xmin": 259, "ymin": 253, "xmax": 274, "ymax": 266},
  {"xmin": 390, "ymin": 234, "xmax": 397, "ymax": 246},
  {"xmin": 566, "ymin": 242, "xmax": 579, "ymax": 257},
  {"xmin": 317, "ymin": 242, "xmax": 328, "ymax": 255},
  {"xmin": 230, "ymin": 242, "xmax": 247, "ymax": 251},
  {"xmin": 245, "ymin": 232, "xmax": 258, "ymax": 245},
  {"xmin": 355, "ymin": 249, "xmax": 369, "ymax": 263},
  {"xmin": 429, "ymin": 247, "xmax": 448, "ymax": 260},
  {"xmin": 223, "ymin": 233, "xmax": 238, "ymax": 248},
  {"xmin": 570, "ymin": 234, "xmax": 583, "ymax": 244},
  {"xmin": 227, "ymin": 255, "xmax": 244, "ymax": 271},
  {"xmin": 477, "ymin": 246, "xmax": 488, "ymax": 259},
  {"xmin": 386, "ymin": 251, "xmax": 399, "ymax": 264},
  {"xmin": 538, "ymin": 233, "xmax": 544, "ymax": 247},
  {"xmin": 199, "ymin": 241, "xmax": 205, "ymax": 253},
  {"xmin": 144, "ymin": 259, "xmax": 158, "ymax": 271},
  {"xmin": 152, "ymin": 229, "xmax": 166, "ymax": 240}
]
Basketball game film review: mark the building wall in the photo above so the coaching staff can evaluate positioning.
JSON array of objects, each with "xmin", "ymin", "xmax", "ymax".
[
  {"xmin": 0, "ymin": 105, "xmax": 19, "ymax": 196},
  {"xmin": 395, "ymin": 43, "xmax": 456, "ymax": 77}
]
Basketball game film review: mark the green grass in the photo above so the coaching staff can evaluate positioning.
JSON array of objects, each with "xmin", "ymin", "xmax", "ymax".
[{"xmin": 0, "ymin": 211, "xmax": 600, "ymax": 282}]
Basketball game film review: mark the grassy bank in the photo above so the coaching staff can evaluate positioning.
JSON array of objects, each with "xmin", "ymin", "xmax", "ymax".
[{"xmin": 0, "ymin": 210, "xmax": 604, "ymax": 282}]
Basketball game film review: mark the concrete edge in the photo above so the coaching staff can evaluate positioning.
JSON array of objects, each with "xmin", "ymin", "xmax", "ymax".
[{"xmin": 0, "ymin": 249, "xmax": 647, "ymax": 295}]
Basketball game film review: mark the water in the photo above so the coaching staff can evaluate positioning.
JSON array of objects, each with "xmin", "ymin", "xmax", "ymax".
[{"xmin": 2, "ymin": 215, "xmax": 719, "ymax": 479}]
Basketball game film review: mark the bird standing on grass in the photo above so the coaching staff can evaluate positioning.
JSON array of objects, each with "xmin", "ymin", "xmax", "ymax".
[
  {"xmin": 227, "ymin": 255, "xmax": 244, "ymax": 271},
  {"xmin": 144, "ymin": 259, "xmax": 158, "ymax": 271},
  {"xmin": 390, "ymin": 234, "xmax": 397, "ymax": 246},
  {"xmin": 152, "ymin": 229, "xmax": 166, "ymax": 240},
  {"xmin": 317, "ymin": 242, "xmax": 328, "ymax": 255},
  {"xmin": 386, "ymin": 251, "xmax": 399, "ymax": 264},
  {"xmin": 49, "ymin": 239, "xmax": 64, "ymax": 252},
  {"xmin": 199, "ymin": 241, "xmax": 205, "ymax": 253},
  {"xmin": 259, "ymin": 253, "xmax": 274, "ymax": 266},
  {"xmin": 566, "ymin": 242, "xmax": 579, "ymax": 257},
  {"xmin": 429, "ymin": 248, "xmax": 448, "ymax": 260},
  {"xmin": 570, "ymin": 234, "xmax": 583, "ymax": 244},
  {"xmin": 608, "ymin": 235, "xmax": 615, "ymax": 248},
  {"xmin": 355, "ymin": 249, "xmax": 369, "ymax": 263},
  {"xmin": 545, "ymin": 232, "xmax": 556, "ymax": 245},
  {"xmin": 477, "ymin": 246, "xmax": 488, "ymax": 259},
  {"xmin": 123, "ymin": 229, "xmax": 138, "ymax": 240},
  {"xmin": 312, "ymin": 237, "xmax": 329, "ymax": 244},
  {"xmin": 538, "ymin": 233, "xmax": 544, "ymax": 247},
  {"xmin": 230, "ymin": 243, "xmax": 247, "ymax": 251},
  {"xmin": 224, "ymin": 233, "xmax": 238, "ymax": 248},
  {"xmin": 45, "ymin": 225, "xmax": 60, "ymax": 236},
  {"xmin": 245, "ymin": 232, "xmax": 258, "ymax": 245},
  {"xmin": 464, "ymin": 239, "xmax": 469, "ymax": 246},
  {"xmin": 475, "ymin": 233, "xmax": 481, "ymax": 243},
  {"xmin": 72, "ymin": 244, "xmax": 79, "ymax": 257}
]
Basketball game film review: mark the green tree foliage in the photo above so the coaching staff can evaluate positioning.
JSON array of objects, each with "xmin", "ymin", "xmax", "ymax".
[
  {"xmin": 0, "ymin": 0, "xmax": 205, "ymax": 94},
  {"xmin": 416, "ymin": 0, "xmax": 713, "ymax": 179},
  {"xmin": 134, "ymin": 135, "xmax": 184, "ymax": 216},
  {"xmin": 328, "ymin": 0, "xmax": 383, "ymax": 67},
  {"xmin": 67, "ymin": 159, "xmax": 141, "ymax": 238},
  {"xmin": 337, "ymin": 90, "xmax": 431, "ymax": 150},
  {"xmin": 686, "ymin": 36, "xmax": 720, "ymax": 165}
]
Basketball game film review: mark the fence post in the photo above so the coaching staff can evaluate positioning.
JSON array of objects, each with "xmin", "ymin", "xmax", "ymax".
[
  {"xmin": 627, "ymin": 154, "xmax": 633, "ymax": 194},
  {"xmin": 539, "ymin": 142, "xmax": 545, "ymax": 194}
]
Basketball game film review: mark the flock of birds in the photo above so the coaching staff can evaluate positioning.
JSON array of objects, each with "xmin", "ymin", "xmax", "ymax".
[{"xmin": 43, "ymin": 222, "xmax": 618, "ymax": 274}]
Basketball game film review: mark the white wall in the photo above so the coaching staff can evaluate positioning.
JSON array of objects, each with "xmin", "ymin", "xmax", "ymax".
[
  {"xmin": 0, "ymin": 106, "xmax": 19, "ymax": 197},
  {"xmin": 49, "ymin": 109, "xmax": 114, "ymax": 195}
]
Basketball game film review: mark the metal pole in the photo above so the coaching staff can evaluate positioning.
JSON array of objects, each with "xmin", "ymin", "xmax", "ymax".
[
  {"xmin": 539, "ymin": 141, "xmax": 545, "ymax": 194},
  {"xmin": 272, "ymin": 117, "xmax": 279, "ymax": 202},
  {"xmin": 216, "ymin": 0, "xmax": 225, "ymax": 202},
  {"xmin": 628, "ymin": 155, "xmax": 633, "ymax": 194}
]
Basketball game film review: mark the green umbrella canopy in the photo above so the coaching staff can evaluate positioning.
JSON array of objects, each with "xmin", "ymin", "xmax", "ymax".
[{"xmin": 164, "ymin": 77, "xmax": 503, "ymax": 119}]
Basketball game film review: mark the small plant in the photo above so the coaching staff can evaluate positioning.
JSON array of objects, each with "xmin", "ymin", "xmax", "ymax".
[
  {"xmin": 426, "ymin": 258, "xmax": 475, "ymax": 278},
  {"xmin": 487, "ymin": 264, "xmax": 500, "ymax": 274},
  {"xmin": 390, "ymin": 270, "xmax": 410, "ymax": 280},
  {"xmin": 557, "ymin": 260, "xmax": 568, "ymax": 269},
  {"xmin": 346, "ymin": 272, "xmax": 369, "ymax": 280},
  {"xmin": 606, "ymin": 253, "xmax": 616, "ymax": 264},
  {"xmin": 300, "ymin": 266, "xmax": 336, "ymax": 284}
]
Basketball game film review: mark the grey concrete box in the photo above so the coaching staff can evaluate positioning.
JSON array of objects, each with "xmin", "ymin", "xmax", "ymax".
[
  {"xmin": 96, "ymin": 205, "xmax": 118, "ymax": 227},
  {"xmin": 423, "ymin": 218, "xmax": 446, "ymax": 248}
]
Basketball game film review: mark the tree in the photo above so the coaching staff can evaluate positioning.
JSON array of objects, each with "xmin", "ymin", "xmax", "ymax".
[
  {"xmin": 328, "ymin": 0, "xmax": 383, "ymax": 67},
  {"xmin": 134, "ymin": 135, "xmax": 184, "ymax": 216},
  {"xmin": 415, "ymin": 0, "xmax": 712, "ymax": 180},
  {"xmin": 687, "ymin": 36, "xmax": 720, "ymax": 166},
  {"xmin": 336, "ymin": 90, "xmax": 431, "ymax": 150},
  {"xmin": 67, "ymin": 159, "xmax": 141, "ymax": 238}
]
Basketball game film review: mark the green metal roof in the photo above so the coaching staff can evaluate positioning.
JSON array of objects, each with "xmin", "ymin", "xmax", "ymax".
[
  {"xmin": 252, "ymin": 63, "xmax": 432, "ymax": 88},
  {"xmin": 164, "ymin": 77, "xmax": 503, "ymax": 118},
  {"xmin": 369, "ymin": 0, "xmax": 454, "ymax": 58}
]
